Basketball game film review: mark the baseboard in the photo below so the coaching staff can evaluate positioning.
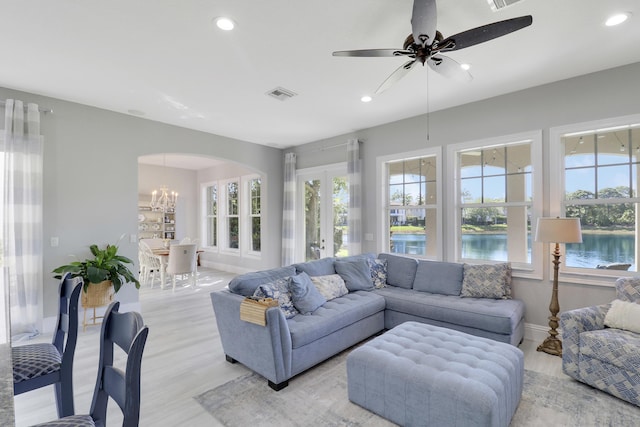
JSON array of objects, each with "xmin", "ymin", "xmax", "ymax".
[
  {"xmin": 524, "ymin": 322, "xmax": 558, "ymax": 343},
  {"xmin": 42, "ymin": 300, "xmax": 142, "ymax": 334},
  {"xmin": 200, "ymin": 260, "xmax": 252, "ymax": 275}
]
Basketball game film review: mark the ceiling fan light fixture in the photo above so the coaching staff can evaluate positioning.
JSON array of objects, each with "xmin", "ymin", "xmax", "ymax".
[
  {"xmin": 214, "ymin": 17, "xmax": 236, "ymax": 31},
  {"xmin": 605, "ymin": 13, "xmax": 629, "ymax": 27}
]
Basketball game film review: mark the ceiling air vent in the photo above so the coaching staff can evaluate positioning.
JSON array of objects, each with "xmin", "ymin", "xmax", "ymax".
[
  {"xmin": 488, "ymin": 0, "xmax": 523, "ymax": 11},
  {"xmin": 266, "ymin": 87, "xmax": 297, "ymax": 101}
]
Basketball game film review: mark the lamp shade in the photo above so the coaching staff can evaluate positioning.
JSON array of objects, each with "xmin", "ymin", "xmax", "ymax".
[{"xmin": 535, "ymin": 217, "xmax": 583, "ymax": 244}]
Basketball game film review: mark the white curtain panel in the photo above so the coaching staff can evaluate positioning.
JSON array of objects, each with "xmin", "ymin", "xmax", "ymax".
[
  {"xmin": 347, "ymin": 139, "xmax": 362, "ymax": 255},
  {"xmin": 2, "ymin": 99, "xmax": 43, "ymax": 339},
  {"xmin": 281, "ymin": 152, "xmax": 296, "ymax": 266}
]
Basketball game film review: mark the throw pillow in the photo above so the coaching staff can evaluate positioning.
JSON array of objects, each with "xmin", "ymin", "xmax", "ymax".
[
  {"xmin": 310, "ymin": 274, "xmax": 349, "ymax": 301},
  {"xmin": 604, "ymin": 299, "xmax": 640, "ymax": 333},
  {"xmin": 377, "ymin": 253, "xmax": 418, "ymax": 289},
  {"xmin": 369, "ymin": 258, "xmax": 388, "ymax": 288},
  {"xmin": 289, "ymin": 272, "xmax": 327, "ymax": 315},
  {"xmin": 334, "ymin": 259, "xmax": 374, "ymax": 291},
  {"xmin": 460, "ymin": 263, "xmax": 512, "ymax": 299},
  {"xmin": 253, "ymin": 278, "xmax": 298, "ymax": 319}
]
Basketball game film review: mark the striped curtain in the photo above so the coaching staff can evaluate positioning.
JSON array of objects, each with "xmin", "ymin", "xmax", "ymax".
[
  {"xmin": 281, "ymin": 152, "xmax": 296, "ymax": 266},
  {"xmin": 2, "ymin": 100, "xmax": 43, "ymax": 339},
  {"xmin": 347, "ymin": 139, "xmax": 362, "ymax": 255}
]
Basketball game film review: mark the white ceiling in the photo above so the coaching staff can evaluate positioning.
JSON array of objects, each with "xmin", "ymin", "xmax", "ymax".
[{"xmin": 2, "ymin": 1, "xmax": 640, "ymax": 149}]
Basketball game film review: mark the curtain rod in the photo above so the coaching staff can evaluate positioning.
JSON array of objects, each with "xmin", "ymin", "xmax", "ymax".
[{"xmin": 0, "ymin": 99, "xmax": 53, "ymax": 114}]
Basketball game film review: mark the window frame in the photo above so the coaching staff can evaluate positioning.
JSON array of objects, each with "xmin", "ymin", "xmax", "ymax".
[
  {"xmin": 377, "ymin": 147, "xmax": 443, "ymax": 260},
  {"xmin": 243, "ymin": 174, "xmax": 262, "ymax": 258},
  {"xmin": 447, "ymin": 130, "xmax": 543, "ymax": 278},
  {"xmin": 202, "ymin": 181, "xmax": 218, "ymax": 250},
  {"xmin": 550, "ymin": 114, "xmax": 640, "ymax": 286}
]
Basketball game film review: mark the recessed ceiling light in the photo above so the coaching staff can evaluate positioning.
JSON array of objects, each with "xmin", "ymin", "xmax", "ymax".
[
  {"xmin": 605, "ymin": 13, "xmax": 629, "ymax": 26},
  {"xmin": 214, "ymin": 17, "xmax": 235, "ymax": 31},
  {"xmin": 361, "ymin": 96, "xmax": 372, "ymax": 103},
  {"xmin": 460, "ymin": 63, "xmax": 471, "ymax": 71}
]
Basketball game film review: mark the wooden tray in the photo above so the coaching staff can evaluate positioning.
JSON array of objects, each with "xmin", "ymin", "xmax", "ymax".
[{"xmin": 240, "ymin": 297, "xmax": 279, "ymax": 326}]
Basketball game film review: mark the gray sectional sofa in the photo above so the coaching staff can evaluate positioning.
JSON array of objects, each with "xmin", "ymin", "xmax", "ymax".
[{"xmin": 210, "ymin": 253, "xmax": 525, "ymax": 390}]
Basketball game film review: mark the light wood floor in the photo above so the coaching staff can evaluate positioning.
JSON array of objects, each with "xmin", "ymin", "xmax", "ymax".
[{"xmin": 14, "ymin": 268, "xmax": 565, "ymax": 427}]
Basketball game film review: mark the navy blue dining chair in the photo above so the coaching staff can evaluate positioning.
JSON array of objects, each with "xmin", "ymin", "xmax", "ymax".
[
  {"xmin": 31, "ymin": 301, "xmax": 149, "ymax": 427},
  {"xmin": 12, "ymin": 273, "xmax": 83, "ymax": 418}
]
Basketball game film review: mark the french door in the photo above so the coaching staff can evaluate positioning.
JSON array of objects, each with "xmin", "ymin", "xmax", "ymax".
[{"xmin": 296, "ymin": 165, "xmax": 348, "ymax": 261}]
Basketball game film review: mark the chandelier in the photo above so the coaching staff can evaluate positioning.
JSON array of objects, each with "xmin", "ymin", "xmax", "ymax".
[
  {"xmin": 149, "ymin": 154, "xmax": 178, "ymax": 212},
  {"xmin": 150, "ymin": 185, "xmax": 177, "ymax": 212}
]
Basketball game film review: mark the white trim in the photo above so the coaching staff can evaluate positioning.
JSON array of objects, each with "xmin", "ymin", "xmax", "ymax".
[
  {"xmin": 549, "ymin": 113, "xmax": 640, "ymax": 286},
  {"xmin": 376, "ymin": 147, "xmax": 443, "ymax": 259},
  {"xmin": 446, "ymin": 130, "xmax": 543, "ymax": 276},
  {"xmin": 295, "ymin": 162, "xmax": 348, "ymax": 262},
  {"xmin": 242, "ymin": 174, "xmax": 263, "ymax": 258},
  {"xmin": 200, "ymin": 180, "xmax": 219, "ymax": 252}
]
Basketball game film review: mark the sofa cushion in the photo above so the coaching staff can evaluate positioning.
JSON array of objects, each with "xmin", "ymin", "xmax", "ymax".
[
  {"xmin": 604, "ymin": 299, "xmax": 640, "ymax": 333},
  {"xmin": 334, "ymin": 259, "xmax": 374, "ymax": 291},
  {"xmin": 287, "ymin": 291, "xmax": 386, "ymax": 349},
  {"xmin": 580, "ymin": 328, "xmax": 640, "ymax": 371},
  {"xmin": 374, "ymin": 286, "xmax": 524, "ymax": 336},
  {"xmin": 294, "ymin": 258, "xmax": 336, "ymax": 277},
  {"xmin": 461, "ymin": 263, "xmax": 512, "ymax": 299},
  {"xmin": 289, "ymin": 272, "xmax": 327, "ymax": 315},
  {"xmin": 253, "ymin": 278, "xmax": 299, "ymax": 319},
  {"xmin": 413, "ymin": 260, "xmax": 463, "ymax": 296},
  {"xmin": 310, "ymin": 274, "xmax": 349, "ymax": 301},
  {"xmin": 377, "ymin": 253, "xmax": 418, "ymax": 289},
  {"xmin": 229, "ymin": 266, "xmax": 296, "ymax": 297},
  {"xmin": 370, "ymin": 258, "xmax": 388, "ymax": 289}
]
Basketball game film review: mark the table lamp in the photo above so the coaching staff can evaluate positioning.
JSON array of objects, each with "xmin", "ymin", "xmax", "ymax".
[{"xmin": 535, "ymin": 217, "xmax": 582, "ymax": 356}]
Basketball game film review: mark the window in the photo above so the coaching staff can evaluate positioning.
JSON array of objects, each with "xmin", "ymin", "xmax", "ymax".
[
  {"xmin": 379, "ymin": 148, "xmax": 441, "ymax": 259},
  {"xmin": 448, "ymin": 131, "xmax": 542, "ymax": 271},
  {"xmin": 551, "ymin": 116, "xmax": 640, "ymax": 275},
  {"xmin": 249, "ymin": 177, "xmax": 261, "ymax": 252},
  {"xmin": 205, "ymin": 184, "xmax": 217, "ymax": 247},
  {"xmin": 226, "ymin": 181, "xmax": 239, "ymax": 250}
]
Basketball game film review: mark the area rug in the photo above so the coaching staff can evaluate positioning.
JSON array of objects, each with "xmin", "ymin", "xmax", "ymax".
[{"xmin": 195, "ymin": 350, "xmax": 640, "ymax": 426}]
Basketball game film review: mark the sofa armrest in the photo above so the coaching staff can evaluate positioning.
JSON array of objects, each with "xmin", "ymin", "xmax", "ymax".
[
  {"xmin": 560, "ymin": 304, "xmax": 610, "ymax": 379},
  {"xmin": 210, "ymin": 289, "xmax": 293, "ymax": 384}
]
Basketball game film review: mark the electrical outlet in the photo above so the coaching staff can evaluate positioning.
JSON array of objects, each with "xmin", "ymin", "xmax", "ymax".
[
  {"xmin": 50, "ymin": 237, "xmax": 59, "ymax": 247},
  {"xmin": 130, "ymin": 234, "xmax": 137, "ymax": 243}
]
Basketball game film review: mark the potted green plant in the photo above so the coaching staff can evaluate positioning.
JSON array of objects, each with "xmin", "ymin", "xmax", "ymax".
[{"xmin": 53, "ymin": 242, "xmax": 141, "ymax": 298}]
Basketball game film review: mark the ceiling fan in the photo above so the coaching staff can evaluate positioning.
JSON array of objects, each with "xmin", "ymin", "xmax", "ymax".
[{"xmin": 332, "ymin": 0, "xmax": 533, "ymax": 94}]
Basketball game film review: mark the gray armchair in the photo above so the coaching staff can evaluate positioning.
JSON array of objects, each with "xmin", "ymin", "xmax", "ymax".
[{"xmin": 560, "ymin": 277, "xmax": 640, "ymax": 406}]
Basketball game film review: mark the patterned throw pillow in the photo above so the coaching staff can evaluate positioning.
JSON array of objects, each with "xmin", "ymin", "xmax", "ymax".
[
  {"xmin": 369, "ymin": 258, "xmax": 387, "ymax": 288},
  {"xmin": 310, "ymin": 274, "xmax": 349, "ymax": 301},
  {"xmin": 253, "ymin": 278, "xmax": 298, "ymax": 319},
  {"xmin": 461, "ymin": 263, "xmax": 512, "ymax": 299}
]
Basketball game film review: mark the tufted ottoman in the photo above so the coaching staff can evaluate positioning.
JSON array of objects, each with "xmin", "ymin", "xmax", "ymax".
[{"xmin": 347, "ymin": 322, "xmax": 524, "ymax": 427}]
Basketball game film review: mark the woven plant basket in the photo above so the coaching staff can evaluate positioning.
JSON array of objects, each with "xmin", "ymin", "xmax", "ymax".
[{"xmin": 81, "ymin": 280, "xmax": 114, "ymax": 308}]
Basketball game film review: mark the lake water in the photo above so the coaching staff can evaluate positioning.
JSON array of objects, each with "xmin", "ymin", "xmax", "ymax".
[{"xmin": 390, "ymin": 233, "xmax": 636, "ymax": 271}]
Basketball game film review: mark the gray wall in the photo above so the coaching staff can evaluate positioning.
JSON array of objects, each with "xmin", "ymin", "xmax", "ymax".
[
  {"xmin": 0, "ymin": 86, "xmax": 284, "ymax": 319},
  {"xmin": 291, "ymin": 62, "xmax": 640, "ymax": 328},
  {"xmin": 3, "ymin": 61, "xmax": 639, "ymax": 329}
]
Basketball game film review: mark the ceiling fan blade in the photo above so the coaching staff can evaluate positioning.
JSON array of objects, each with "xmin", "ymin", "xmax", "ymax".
[
  {"xmin": 427, "ymin": 55, "xmax": 473, "ymax": 82},
  {"xmin": 411, "ymin": 0, "xmax": 437, "ymax": 47},
  {"xmin": 375, "ymin": 60, "xmax": 418, "ymax": 94},
  {"xmin": 437, "ymin": 15, "xmax": 532, "ymax": 52},
  {"xmin": 332, "ymin": 49, "xmax": 413, "ymax": 58}
]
